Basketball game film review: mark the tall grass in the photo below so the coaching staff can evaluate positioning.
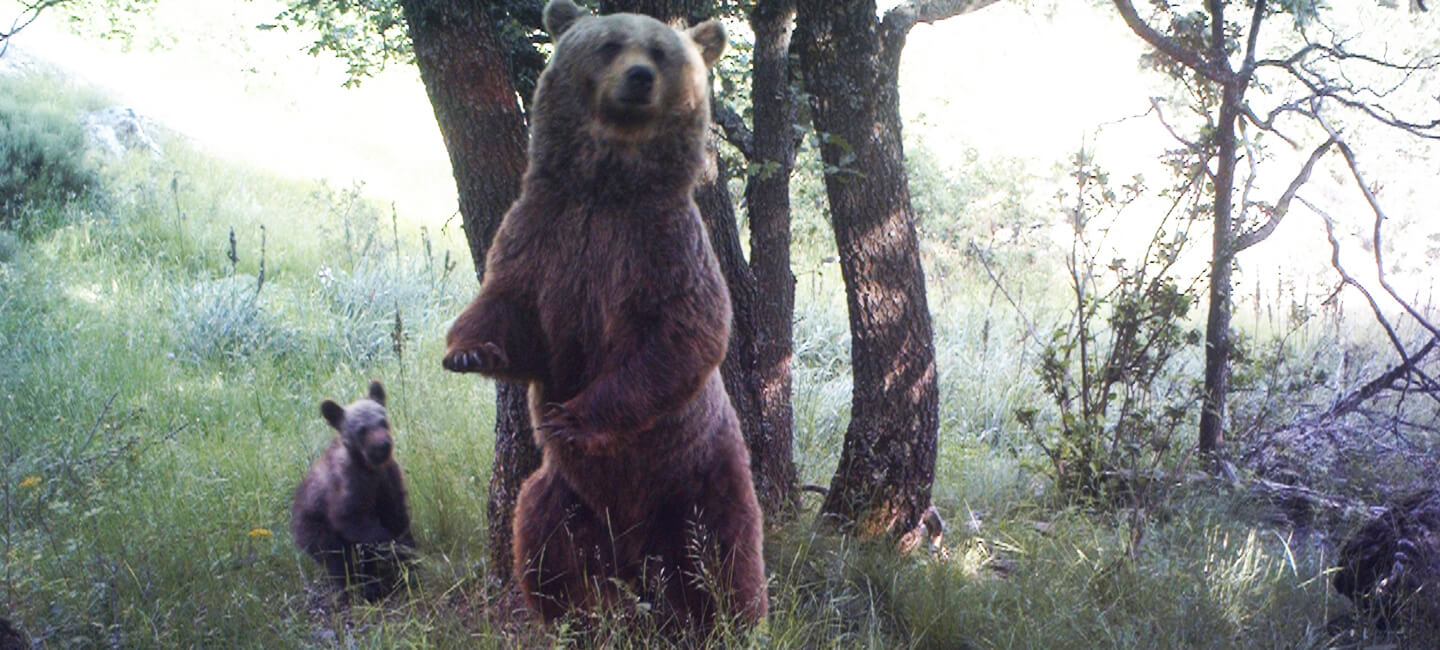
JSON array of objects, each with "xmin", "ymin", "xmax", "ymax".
[{"xmin": 2, "ymin": 68, "xmax": 1434, "ymax": 648}]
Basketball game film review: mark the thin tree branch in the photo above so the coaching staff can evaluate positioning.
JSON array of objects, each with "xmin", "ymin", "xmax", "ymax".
[
  {"xmin": 1298, "ymin": 195, "xmax": 1411, "ymax": 364},
  {"xmin": 1150, "ymin": 98, "xmax": 1205, "ymax": 155},
  {"xmin": 1149, "ymin": 98, "xmax": 1217, "ymax": 185},
  {"xmin": 1207, "ymin": 0, "xmax": 1226, "ymax": 65},
  {"xmin": 1318, "ymin": 112, "xmax": 1440, "ymax": 341},
  {"xmin": 879, "ymin": 0, "xmax": 1001, "ymax": 70},
  {"xmin": 1234, "ymin": 137, "xmax": 1333, "ymax": 253},
  {"xmin": 966, "ymin": 241, "xmax": 1041, "ymax": 345},
  {"xmin": 1256, "ymin": 47, "xmax": 1440, "ymax": 138},
  {"xmin": 1323, "ymin": 338, "xmax": 1439, "ymax": 420},
  {"xmin": 1112, "ymin": 0, "xmax": 1232, "ymax": 84},
  {"xmin": 1, "ymin": 0, "xmax": 67, "ymax": 57},
  {"xmin": 882, "ymin": 0, "xmax": 1001, "ymax": 35},
  {"xmin": 1302, "ymin": 196, "xmax": 1440, "ymax": 414},
  {"xmin": 713, "ymin": 101, "xmax": 754, "ymax": 160},
  {"xmin": 1240, "ymin": 104, "xmax": 1303, "ymax": 148},
  {"xmin": 1239, "ymin": 0, "xmax": 1266, "ymax": 78},
  {"xmin": 1236, "ymin": 123, "xmax": 1261, "ymax": 250},
  {"xmin": 1257, "ymin": 42, "xmax": 1440, "ymax": 76}
]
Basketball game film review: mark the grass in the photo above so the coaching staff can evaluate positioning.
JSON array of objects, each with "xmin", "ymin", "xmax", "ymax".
[{"xmin": 2, "ymin": 64, "xmax": 1437, "ymax": 649}]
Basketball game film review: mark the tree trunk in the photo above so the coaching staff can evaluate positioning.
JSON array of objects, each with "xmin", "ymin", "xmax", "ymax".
[
  {"xmin": 601, "ymin": 0, "xmax": 798, "ymax": 515},
  {"xmin": 1198, "ymin": 81, "xmax": 1242, "ymax": 456},
  {"xmin": 400, "ymin": 0, "xmax": 537, "ymax": 584},
  {"xmin": 795, "ymin": 0, "xmax": 940, "ymax": 540},
  {"xmin": 743, "ymin": 0, "xmax": 800, "ymax": 516}
]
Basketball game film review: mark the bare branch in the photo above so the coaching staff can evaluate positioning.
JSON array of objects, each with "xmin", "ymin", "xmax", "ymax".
[
  {"xmin": 1324, "ymin": 338, "xmax": 1439, "ymax": 420},
  {"xmin": 1258, "ymin": 41, "xmax": 1440, "ymax": 76},
  {"xmin": 1236, "ymin": 124, "xmax": 1261, "ymax": 250},
  {"xmin": 1112, "ymin": 0, "xmax": 1232, "ymax": 85},
  {"xmin": 1318, "ymin": 112, "xmax": 1440, "ymax": 341},
  {"xmin": 1240, "ymin": 104, "xmax": 1304, "ymax": 147},
  {"xmin": 712, "ymin": 102, "xmax": 754, "ymax": 161},
  {"xmin": 1206, "ymin": 0, "xmax": 1225, "ymax": 61},
  {"xmin": 1234, "ymin": 137, "xmax": 1333, "ymax": 253},
  {"xmin": 1238, "ymin": 0, "xmax": 1266, "ymax": 78},
  {"xmin": 1256, "ymin": 44, "xmax": 1440, "ymax": 139},
  {"xmin": 966, "ymin": 241, "xmax": 1042, "ymax": 345},
  {"xmin": 882, "ymin": 0, "xmax": 1001, "ymax": 35},
  {"xmin": 1298, "ymin": 195, "xmax": 1411, "ymax": 364},
  {"xmin": 1150, "ymin": 98, "xmax": 1205, "ymax": 154},
  {"xmin": 1, "ymin": 0, "xmax": 68, "ymax": 57}
]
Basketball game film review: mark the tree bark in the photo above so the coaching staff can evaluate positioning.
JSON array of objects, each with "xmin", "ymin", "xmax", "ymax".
[
  {"xmin": 400, "ymin": 0, "xmax": 537, "ymax": 584},
  {"xmin": 743, "ymin": 0, "xmax": 800, "ymax": 515},
  {"xmin": 600, "ymin": 0, "xmax": 799, "ymax": 515},
  {"xmin": 1198, "ymin": 81, "xmax": 1242, "ymax": 456},
  {"xmin": 795, "ymin": 0, "xmax": 940, "ymax": 540}
]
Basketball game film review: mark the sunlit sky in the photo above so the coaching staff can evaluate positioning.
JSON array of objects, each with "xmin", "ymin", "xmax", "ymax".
[{"xmin": 4, "ymin": 0, "xmax": 1437, "ymax": 310}]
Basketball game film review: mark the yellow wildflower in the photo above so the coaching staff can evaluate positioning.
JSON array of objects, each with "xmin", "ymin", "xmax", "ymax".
[
  {"xmin": 18, "ymin": 476, "xmax": 41, "ymax": 489},
  {"xmin": 248, "ymin": 528, "xmax": 273, "ymax": 540}
]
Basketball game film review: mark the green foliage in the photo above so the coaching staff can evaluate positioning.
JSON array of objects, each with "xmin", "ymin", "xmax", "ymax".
[
  {"xmin": 267, "ymin": 0, "xmax": 411, "ymax": 87},
  {"xmin": 171, "ymin": 274, "xmax": 296, "ymax": 363},
  {"xmin": 0, "ymin": 75, "xmax": 103, "ymax": 239},
  {"xmin": 59, "ymin": 0, "xmax": 161, "ymax": 48},
  {"xmin": 1020, "ymin": 151, "xmax": 1201, "ymax": 500},
  {"xmin": 787, "ymin": 134, "xmax": 835, "ymax": 259},
  {"xmin": 269, "ymin": 0, "xmax": 548, "ymax": 95},
  {"xmin": 908, "ymin": 141, "xmax": 1044, "ymax": 254}
]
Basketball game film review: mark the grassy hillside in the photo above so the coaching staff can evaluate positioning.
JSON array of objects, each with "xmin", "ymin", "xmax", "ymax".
[{"xmin": 2, "ymin": 11, "xmax": 1438, "ymax": 649}]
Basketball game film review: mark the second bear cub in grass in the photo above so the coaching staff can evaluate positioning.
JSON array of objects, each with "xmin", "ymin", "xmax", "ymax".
[{"xmin": 291, "ymin": 380, "xmax": 414, "ymax": 601}]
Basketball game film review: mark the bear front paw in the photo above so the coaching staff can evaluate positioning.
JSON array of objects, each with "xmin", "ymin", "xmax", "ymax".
[
  {"xmin": 442, "ymin": 342, "xmax": 508, "ymax": 374},
  {"xmin": 538, "ymin": 402, "xmax": 614, "ymax": 456}
]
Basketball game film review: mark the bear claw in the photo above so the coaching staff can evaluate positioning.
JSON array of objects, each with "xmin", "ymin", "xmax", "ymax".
[
  {"xmin": 442, "ymin": 342, "xmax": 507, "ymax": 374},
  {"xmin": 538, "ymin": 403, "xmax": 612, "ymax": 455}
]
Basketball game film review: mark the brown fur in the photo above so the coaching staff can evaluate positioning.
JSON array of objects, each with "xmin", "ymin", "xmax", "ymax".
[
  {"xmin": 442, "ymin": 0, "xmax": 765, "ymax": 630},
  {"xmin": 291, "ymin": 380, "xmax": 414, "ymax": 601},
  {"xmin": 1333, "ymin": 489, "xmax": 1440, "ymax": 633}
]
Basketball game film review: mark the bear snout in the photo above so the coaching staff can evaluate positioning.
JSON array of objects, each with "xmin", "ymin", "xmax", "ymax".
[
  {"xmin": 363, "ymin": 428, "xmax": 393, "ymax": 466},
  {"xmin": 618, "ymin": 65, "xmax": 656, "ymax": 104}
]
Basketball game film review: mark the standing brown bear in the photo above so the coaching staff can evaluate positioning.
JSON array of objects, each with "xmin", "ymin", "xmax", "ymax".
[
  {"xmin": 442, "ymin": 0, "xmax": 766, "ymax": 631},
  {"xmin": 291, "ymin": 380, "xmax": 415, "ymax": 602}
]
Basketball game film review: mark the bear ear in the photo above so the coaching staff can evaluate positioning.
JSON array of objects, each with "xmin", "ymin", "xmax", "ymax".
[
  {"xmin": 320, "ymin": 400, "xmax": 346, "ymax": 430},
  {"xmin": 368, "ymin": 380, "xmax": 386, "ymax": 406},
  {"xmin": 544, "ymin": 0, "xmax": 587, "ymax": 40},
  {"xmin": 687, "ymin": 19, "xmax": 726, "ymax": 68}
]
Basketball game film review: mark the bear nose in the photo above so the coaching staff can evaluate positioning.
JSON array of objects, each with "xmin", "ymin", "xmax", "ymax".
[
  {"xmin": 620, "ymin": 65, "xmax": 655, "ymax": 103},
  {"xmin": 368, "ymin": 436, "xmax": 392, "ymax": 463}
]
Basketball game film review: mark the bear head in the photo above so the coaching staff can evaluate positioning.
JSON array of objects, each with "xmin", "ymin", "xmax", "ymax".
[
  {"xmin": 530, "ymin": 0, "xmax": 725, "ymax": 187},
  {"xmin": 320, "ymin": 380, "xmax": 394, "ymax": 469}
]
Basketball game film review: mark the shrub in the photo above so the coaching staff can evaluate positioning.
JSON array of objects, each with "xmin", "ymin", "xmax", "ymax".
[
  {"xmin": 0, "ymin": 75, "xmax": 102, "ymax": 238},
  {"xmin": 1018, "ymin": 151, "xmax": 1200, "ymax": 501},
  {"xmin": 315, "ymin": 259, "xmax": 444, "ymax": 363},
  {"xmin": 171, "ymin": 275, "xmax": 294, "ymax": 362}
]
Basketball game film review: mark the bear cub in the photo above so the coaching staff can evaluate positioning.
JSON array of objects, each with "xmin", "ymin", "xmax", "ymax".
[
  {"xmin": 291, "ymin": 380, "xmax": 414, "ymax": 601},
  {"xmin": 443, "ymin": 0, "xmax": 766, "ymax": 632}
]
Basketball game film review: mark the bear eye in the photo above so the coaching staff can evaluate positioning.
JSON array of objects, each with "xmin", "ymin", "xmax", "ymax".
[
  {"xmin": 649, "ymin": 47, "xmax": 666, "ymax": 66},
  {"xmin": 599, "ymin": 41, "xmax": 622, "ymax": 62}
]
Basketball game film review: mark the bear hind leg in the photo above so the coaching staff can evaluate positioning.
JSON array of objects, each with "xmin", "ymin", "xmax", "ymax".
[{"xmin": 512, "ymin": 470, "xmax": 617, "ymax": 622}]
